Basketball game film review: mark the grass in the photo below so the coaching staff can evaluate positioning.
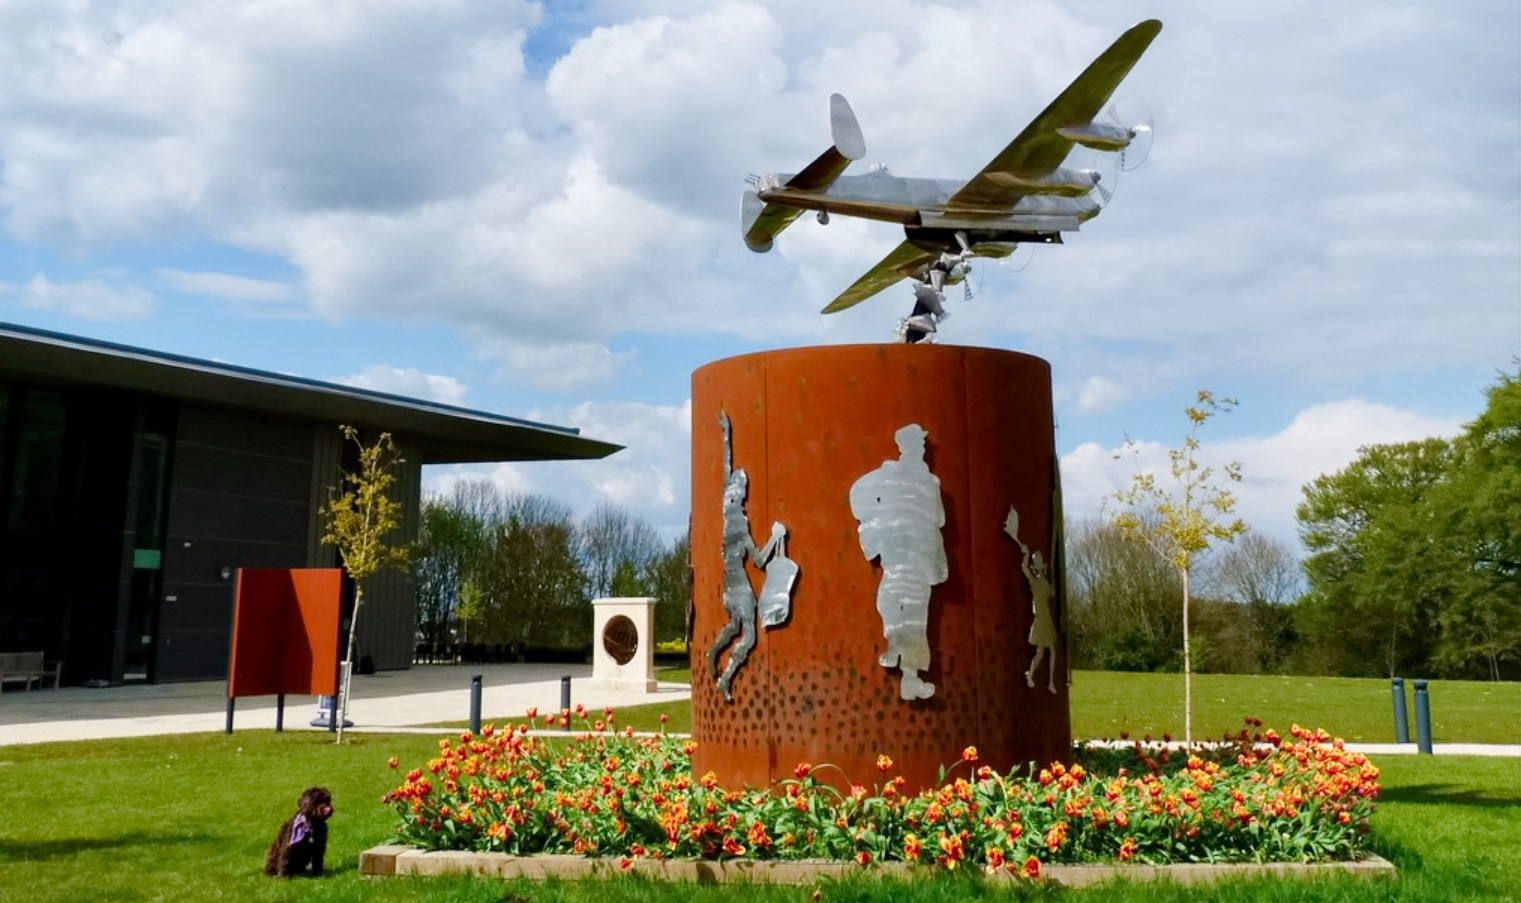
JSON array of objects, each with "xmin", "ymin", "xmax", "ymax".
[
  {"xmin": 0, "ymin": 732, "xmax": 1515, "ymax": 902},
  {"xmin": 1068, "ymin": 671, "xmax": 1520, "ymax": 745},
  {"xmin": 610, "ymin": 671, "xmax": 1520, "ymax": 745},
  {"xmin": 654, "ymin": 665, "xmax": 691, "ymax": 685},
  {"xmin": 1368, "ymin": 756, "xmax": 1521, "ymax": 901},
  {"xmin": 0, "ymin": 671, "xmax": 1516, "ymax": 902}
]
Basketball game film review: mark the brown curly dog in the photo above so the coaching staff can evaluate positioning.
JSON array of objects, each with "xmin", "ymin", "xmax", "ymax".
[{"xmin": 264, "ymin": 786, "xmax": 334, "ymax": 877}]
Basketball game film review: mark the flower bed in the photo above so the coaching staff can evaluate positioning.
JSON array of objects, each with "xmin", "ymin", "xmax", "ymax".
[{"xmin": 380, "ymin": 709, "xmax": 1380, "ymax": 879}]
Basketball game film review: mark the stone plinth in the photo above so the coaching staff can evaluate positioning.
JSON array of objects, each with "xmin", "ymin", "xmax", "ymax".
[{"xmin": 588, "ymin": 597, "xmax": 658, "ymax": 693}]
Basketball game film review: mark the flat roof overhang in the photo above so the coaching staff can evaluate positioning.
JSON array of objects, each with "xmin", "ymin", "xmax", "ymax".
[{"xmin": 0, "ymin": 323, "xmax": 622, "ymax": 464}]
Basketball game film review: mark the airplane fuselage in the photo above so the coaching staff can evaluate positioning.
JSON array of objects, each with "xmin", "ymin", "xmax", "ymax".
[{"xmin": 753, "ymin": 167, "xmax": 1102, "ymax": 237}]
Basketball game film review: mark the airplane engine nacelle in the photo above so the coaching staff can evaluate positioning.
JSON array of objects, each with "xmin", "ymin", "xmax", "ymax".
[{"xmin": 1055, "ymin": 122, "xmax": 1135, "ymax": 152}]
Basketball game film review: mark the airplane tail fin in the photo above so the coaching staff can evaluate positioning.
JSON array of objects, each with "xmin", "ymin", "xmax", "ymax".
[
  {"xmin": 743, "ymin": 94, "xmax": 864, "ymax": 253},
  {"xmin": 828, "ymin": 93, "xmax": 865, "ymax": 161}
]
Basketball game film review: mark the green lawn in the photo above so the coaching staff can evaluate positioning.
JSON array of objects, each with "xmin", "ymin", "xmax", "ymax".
[
  {"xmin": 0, "ymin": 731, "xmax": 1515, "ymax": 902},
  {"xmin": 654, "ymin": 665, "xmax": 691, "ymax": 685},
  {"xmin": 617, "ymin": 671, "xmax": 1520, "ymax": 745},
  {"xmin": 1067, "ymin": 671, "xmax": 1520, "ymax": 745},
  {"xmin": 1369, "ymin": 756, "xmax": 1521, "ymax": 902},
  {"xmin": 0, "ymin": 671, "xmax": 1516, "ymax": 903}
]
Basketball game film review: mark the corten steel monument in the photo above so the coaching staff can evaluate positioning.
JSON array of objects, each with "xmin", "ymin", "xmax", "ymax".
[{"xmin": 692, "ymin": 20, "xmax": 1162, "ymax": 792}]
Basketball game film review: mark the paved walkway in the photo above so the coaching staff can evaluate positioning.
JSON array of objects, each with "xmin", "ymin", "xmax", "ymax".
[
  {"xmin": 1081, "ymin": 737, "xmax": 1521, "ymax": 758},
  {"xmin": 0, "ymin": 663, "xmax": 691, "ymax": 746},
  {"xmin": 1, "ymin": 666, "xmax": 1516, "ymax": 756}
]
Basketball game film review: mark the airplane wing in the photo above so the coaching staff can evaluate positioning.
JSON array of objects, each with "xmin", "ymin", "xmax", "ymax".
[
  {"xmin": 820, "ymin": 241, "xmax": 937, "ymax": 313},
  {"xmin": 947, "ymin": 19, "xmax": 1162, "ymax": 213}
]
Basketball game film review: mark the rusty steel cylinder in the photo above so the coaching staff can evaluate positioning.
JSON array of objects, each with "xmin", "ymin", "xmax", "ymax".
[{"xmin": 690, "ymin": 344, "xmax": 1070, "ymax": 793}]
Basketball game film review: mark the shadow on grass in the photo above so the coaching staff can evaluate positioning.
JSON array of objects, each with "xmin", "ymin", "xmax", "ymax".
[
  {"xmin": 1377, "ymin": 783, "xmax": 1521, "ymax": 809},
  {"xmin": 0, "ymin": 831, "xmax": 220, "ymax": 862},
  {"xmin": 1370, "ymin": 834, "xmax": 1420, "ymax": 868}
]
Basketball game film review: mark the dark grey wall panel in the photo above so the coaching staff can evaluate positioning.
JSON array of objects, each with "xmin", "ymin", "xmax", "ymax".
[{"xmin": 157, "ymin": 403, "xmax": 314, "ymax": 682}]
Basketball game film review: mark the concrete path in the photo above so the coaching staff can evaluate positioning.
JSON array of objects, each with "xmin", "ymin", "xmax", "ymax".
[
  {"xmin": 1335, "ymin": 741, "xmax": 1521, "ymax": 757},
  {"xmin": 0, "ymin": 663, "xmax": 690, "ymax": 746},
  {"xmin": 1081, "ymin": 737, "xmax": 1521, "ymax": 758}
]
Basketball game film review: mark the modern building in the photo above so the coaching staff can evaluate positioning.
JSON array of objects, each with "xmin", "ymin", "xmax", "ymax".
[{"xmin": 0, "ymin": 323, "xmax": 620, "ymax": 685}]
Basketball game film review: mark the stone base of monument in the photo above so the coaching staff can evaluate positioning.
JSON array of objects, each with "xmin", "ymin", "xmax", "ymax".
[
  {"xmin": 690, "ymin": 344, "xmax": 1070, "ymax": 792},
  {"xmin": 585, "ymin": 597, "xmax": 659, "ymax": 693},
  {"xmin": 359, "ymin": 845, "xmax": 1398, "ymax": 886}
]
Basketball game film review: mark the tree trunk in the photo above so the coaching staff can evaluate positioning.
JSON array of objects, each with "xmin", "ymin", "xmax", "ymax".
[
  {"xmin": 1182, "ymin": 567, "xmax": 1193, "ymax": 745},
  {"xmin": 336, "ymin": 585, "xmax": 364, "ymax": 744}
]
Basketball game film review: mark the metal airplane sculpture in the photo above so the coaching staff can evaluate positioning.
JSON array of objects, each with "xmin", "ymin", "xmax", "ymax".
[{"xmin": 742, "ymin": 19, "xmax": 1162, "ymax": 342}]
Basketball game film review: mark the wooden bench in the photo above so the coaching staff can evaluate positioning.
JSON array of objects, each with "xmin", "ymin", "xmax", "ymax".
[{"xmin": 0, "ymin": 651, "xmax": 63, "ymax": 691}]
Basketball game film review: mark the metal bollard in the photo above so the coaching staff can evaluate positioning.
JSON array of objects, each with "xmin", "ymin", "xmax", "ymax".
[
  {"xmin": 1413, "ymin": 680, "xmax": 1433, "ymax": 754},
  {"xmin": 561, "ymin": 674, "xmax": 572, "ymax": 713},
  {"xmin": 1391, "ymin": 677, "xmax": 1410, "ymax": 744},
  {"xmin": 469, "ymin": 674, "xmax": 483, "ymax": 735}
]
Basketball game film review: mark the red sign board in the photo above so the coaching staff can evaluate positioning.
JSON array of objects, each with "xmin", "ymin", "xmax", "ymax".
[{"xmin": 227, "ymin": 568, "xmax": 343, "ymax": 699}]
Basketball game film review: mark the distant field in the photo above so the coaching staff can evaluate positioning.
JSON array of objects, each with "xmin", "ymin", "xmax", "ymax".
[
  {"xmin": 629, "ymin": 670, "xmax": 1520, "ymax": 745},
  {"xmin": 1069, "ymin": 671, "xmax": 1520, "ymax": 745}
]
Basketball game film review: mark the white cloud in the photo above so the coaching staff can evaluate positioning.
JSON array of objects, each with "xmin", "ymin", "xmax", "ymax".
[
  {"xmin": 0, "ymin": 0, "xmax": 1514, "ymax": 549},
  {"xmin": 0, "ymin": 1, "xmax": 542, "ymax": 242},
  {"xmin": 424, "ymin": 398, "xmax": 693, "ymax": 539},
  {"xmin": 159, "ymin": 269, "xmax": 293, "ymax": 303},
  {"xmin": 426, "ymin": 460, "xmax": 534, "ymax": 502},
  {"xmin": 544, "ymin": 2, "xmax": 787, "ymax": 213},
  {"xmin": 1219, "ymin": 400, "xmax": 1465, "ymax": 494},
  {"xmin": 333, "ymin": 365, "xmax": 469, "ymax": 407},
  {"xmin": 1060, "ymin": 398, "xmax": 1466, "ymax": 552},
  {"xmin": 10, "ymin": 274, "xmax": 155, "ymax": 319},
  {"xmin": 489, "ymin": 341, "xmax": 635, "ymax": 391},
  {"xmin": 1059, "ymin": 439, "xmax": 1131, "ymax": 521},
  {"xmin": 1072, "ymin": 375, "xmax": 1131, "ymax": 414},
  {"xmin": 3, "ymin": 1, "xmax": 1511, "ymax": 393},
  {"xmin": 282, "ymin": 148, "xmax": 708, "ymax": 374}
]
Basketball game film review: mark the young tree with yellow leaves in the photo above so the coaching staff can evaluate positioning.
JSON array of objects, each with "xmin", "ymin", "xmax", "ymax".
[
  {"xmin": 1113, "ymin": 391, "xmax": 1246, "ymax": 743},
  {"xmin": 321, "ymin": 426, "xmax": 410, "ymax": 743}
]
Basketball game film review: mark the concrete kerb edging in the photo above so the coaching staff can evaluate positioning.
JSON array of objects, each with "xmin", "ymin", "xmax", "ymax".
[{"xmin": 359, "ymin": 844, "xmax": 1397, "ymax": 887}]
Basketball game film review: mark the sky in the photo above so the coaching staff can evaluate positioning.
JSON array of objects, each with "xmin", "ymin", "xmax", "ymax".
[{"xmin": 0, "ymin": 0, "xmax": 1515, "ymax": 553}]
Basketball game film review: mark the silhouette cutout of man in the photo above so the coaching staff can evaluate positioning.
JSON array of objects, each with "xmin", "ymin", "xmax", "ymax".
[{"xmin": 849, "ymin": 424, "xmax": 947, "ymax": 700}]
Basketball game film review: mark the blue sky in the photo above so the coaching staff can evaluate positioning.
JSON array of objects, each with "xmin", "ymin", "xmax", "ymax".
[{"xmin": 1, "ymin": 0, "xmax": 1515, "ymax": 551}]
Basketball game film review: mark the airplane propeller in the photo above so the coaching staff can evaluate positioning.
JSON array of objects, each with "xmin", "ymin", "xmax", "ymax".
[
  {"xmin": 1103, "ymin": 96, "xmax": 1154, "ymax": 172},
  {"xmin": 998, "ymin": 243, "xmax": 1037, "ymax": 274},
  {"xmin": 1083, "ymin": 97, "xmax": 1153, "ymax": 208}
]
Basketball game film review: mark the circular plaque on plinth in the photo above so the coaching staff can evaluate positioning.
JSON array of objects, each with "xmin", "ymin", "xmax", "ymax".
[{"xmin": 602, "ymin": 614, "xmax": 639, "ymax": 666}]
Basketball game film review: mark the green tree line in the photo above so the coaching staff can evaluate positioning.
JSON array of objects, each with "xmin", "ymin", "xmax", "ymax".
[
  {"xmin": 412, "ymin": 479, "xmax": 689, "ymax": 661},
  {"xmin": 1294, "ymin": 372, "xmax": 1521, "ymax": 680},
  {"xmin": 1073, "ymin": 373, "xmax": 1520, "ymax": 682},
  {"xmin": 413, "ymin": 375, "xmax": 1519, "ymax": 681}
]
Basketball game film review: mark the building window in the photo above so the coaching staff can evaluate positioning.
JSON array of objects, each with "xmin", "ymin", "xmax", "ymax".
[{"xmin": 7, "ymin": 389, "xmax": 66, "ymax": 535}]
